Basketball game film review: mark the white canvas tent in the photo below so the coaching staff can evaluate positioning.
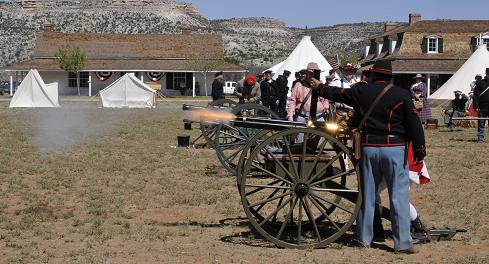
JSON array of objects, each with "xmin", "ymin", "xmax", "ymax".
[
  {"xmin": 99, "ymin": 73, "xmax": 156, "ymax": 108},
  {"xmin": 9, "ymin": 69, "xmax": 59, "ymax": 108},
  {"xmin": 272, "ymin": 36, "xmax": 333, "ymax": 89},
  {"xmin": 431, "ymin": 45, "xmax": 489, "ymax": 99},
  {"xmin": 266, "ymin": 60, "xmax": 286, "ymax": 75}
]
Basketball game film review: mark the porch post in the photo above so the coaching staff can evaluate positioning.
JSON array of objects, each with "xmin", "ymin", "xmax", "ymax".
[
  {"xmin": 140, "ymin": 72, "xmax": 144, "ymax": 82},
  {"xmin": 192, "ymin": 73, "xmax": 196, "ymax": 97},
  {"xmin": 9, "ymin": 74, "xmax": 13, "ymax": 96},
  {"xmin": 88, "ymin": 72, "xmax": 92, "ymax": 97},
  {"xmin": 426, "ymin": 74, "xmax": 431, "ymax": 97},
  {"xmin": 15, "ymin": 71, "xmax": 19, "ymax": 93}
]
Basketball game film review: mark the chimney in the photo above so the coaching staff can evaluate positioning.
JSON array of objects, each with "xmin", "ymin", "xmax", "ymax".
[
  {"xmin": 43, "ymin": 23, "xmax": 53, "ymax": 33},
  {"xmin": 385, "ymin": 23, "xmax": 398, "ymax": 32},
  {"xmin": 181, "ymin": 27, "xmax": 191, "ymax": 35},
  {"xmin": 409, "ymin": 13, "xmax": 422, "ymax": 25}
]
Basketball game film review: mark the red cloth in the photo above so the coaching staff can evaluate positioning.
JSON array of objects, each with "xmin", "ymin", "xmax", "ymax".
[
  {"xmin": 408, "ymin": 143, "xmax": 430, "ymax": 185},
  {"xmin": 469, "ymin": 102, "xmax": 478, "ymax": 117},
  {"xmin": 245, "ymin": 74, "xmax": 256, "ymax": 85}
]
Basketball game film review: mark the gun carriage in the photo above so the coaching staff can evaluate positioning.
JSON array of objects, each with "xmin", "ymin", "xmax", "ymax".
[
  {"xmin": 182, "ymin": 87, "xmax": 465, "ymax": 248},
  {"xmin": 184, "ymin": 101, "xmax": 360, "ymax": 249}
]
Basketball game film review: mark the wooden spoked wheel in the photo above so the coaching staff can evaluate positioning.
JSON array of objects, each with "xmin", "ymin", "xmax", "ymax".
[
  {"xmin": 200, "ymin": 99, "xmax": 238, "ymax": 148},
  {"xmin": 235, "ymin": 129, "xmax": 276, "ymax": 185},
  {"xmin": 214, "ymin": 104, "xmax": 279, "ymax": 175},
  {"xmin": 239, "ymin": 128, "xmax": 361, "ymax": 249}
]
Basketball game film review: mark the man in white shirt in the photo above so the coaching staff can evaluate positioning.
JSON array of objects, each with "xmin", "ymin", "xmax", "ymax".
[{"xmin": 330, "ymin": 63, "xmax": 359, "ymax": 88}]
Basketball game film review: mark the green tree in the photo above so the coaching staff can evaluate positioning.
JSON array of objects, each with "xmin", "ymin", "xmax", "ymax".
[
  {"xmin": 186, "ymin": 54, "xmax": 222, "ymax": 97},
  {"xmin": 55, "ymin": 45, "xmax": 87, "ymax": 96},
  {"xmin": 337, "ymin": 51, "xmax": 360, "ymax": 67},
  {"xmin": 324, "ymin": 51, "xmax": 361, "ymax": 67}
]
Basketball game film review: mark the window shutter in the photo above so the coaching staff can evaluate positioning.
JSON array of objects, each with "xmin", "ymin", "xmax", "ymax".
[
  {"xmin": 470, "ymin": 37, "xmax": 478, "ymax": 52},
  {"xmin": 421, "ymin": 37, "xmax": 428, "ymax": 53},
  {"xmin": 471, "ymin": 37, "xmax": 478, "ymax": 46},
  {"xmin": 438, "ymin": 38, "xmax": 444, "ymax": 53},
  {"xmin": 166, "ymin": 72, "xmax": 173, "ymax": 90}
]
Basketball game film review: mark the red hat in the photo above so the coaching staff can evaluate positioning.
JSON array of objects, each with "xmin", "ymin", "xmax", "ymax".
[{"xmin": 245, "ymin": 74, "xmax": 256, "ymax": 85}]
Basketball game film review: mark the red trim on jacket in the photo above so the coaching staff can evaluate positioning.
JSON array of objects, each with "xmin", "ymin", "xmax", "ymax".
[
  {"xmin": 388, "ymin": 102, "xmax": 404, "ymax": 144},
  {"xmin": 370, "ymin": 68, "xmax": 393, "ymax": 73}
]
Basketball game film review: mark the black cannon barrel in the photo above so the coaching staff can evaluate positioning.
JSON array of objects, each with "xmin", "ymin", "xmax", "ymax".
[
  {"xmin": 232, "ymin": 117, "xmax": 310, "ymax": 130},
  {"xmin": 182, "ymin": 104, "xmax": 206, "ymax": 111},
  {"xmin": 182, "ymin": 104, "xmax": 335, "ymax": 131},
  {"xmin": 182, "ymin": 104, "xmax": 232, "ymax": 111}
]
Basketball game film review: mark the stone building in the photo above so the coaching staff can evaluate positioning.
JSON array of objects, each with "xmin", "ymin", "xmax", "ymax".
[
  {"xmin": 360, "ymin": 13, "xmax": 489, "ymax": 96},
  {"xmin": 6, "ymin": 25, "xmax": 244, "ymax": 96}
]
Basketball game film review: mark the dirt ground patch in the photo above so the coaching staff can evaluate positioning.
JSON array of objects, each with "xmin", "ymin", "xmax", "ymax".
[{"xmin": 0, "ymin": 100, "xmax": 488, "ymax": 263}]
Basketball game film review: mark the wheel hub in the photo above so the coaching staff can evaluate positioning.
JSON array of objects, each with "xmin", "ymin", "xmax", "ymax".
[{"xmin": 294, "ymin": 183, "xmax": 309, "ymax": 197}]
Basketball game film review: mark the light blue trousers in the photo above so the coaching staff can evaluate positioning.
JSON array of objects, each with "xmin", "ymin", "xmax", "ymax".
[{"xmin": 357, "ymin": 146, "xmax": 412, "ymax": 250}]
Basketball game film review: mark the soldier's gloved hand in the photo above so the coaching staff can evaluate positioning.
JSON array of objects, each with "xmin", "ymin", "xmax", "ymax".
[{"xmin": 413, "ymin": 149, "xmax": 426, "ymax": 164}]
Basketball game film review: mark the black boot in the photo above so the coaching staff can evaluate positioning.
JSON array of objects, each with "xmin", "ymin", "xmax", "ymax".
[
  {"xmin": 373, "ymin": 204, "xmax": 385, "ymax": 242},
  {"xmin": 411, "ymin": 216, "xmax": 431, "ymax": 243},
  {"xmin": 411, "ymin": 216, "xmax": 426, "ymax": 233}
]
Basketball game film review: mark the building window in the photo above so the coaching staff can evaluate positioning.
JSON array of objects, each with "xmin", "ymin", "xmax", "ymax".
[
  {"xmin": 377, "ymin": 43, "xmax": 383, "ymax": 56},
  {"xmin": 390, "ymin": 40, "xmax": 397, "ymax": 53},
  {"xmin": 172, "ymin": 72, "xmax": 187, "ymax": 91},
  {"xmin": 68, "ymin": 72, "xmax": 89, "ymax": 88},
  {"xmin": 428, "ymin": 37, "xmax": 438, "ymax": 53},
  {"xmin": 477, "ymin": 37, "xmax": 489, "ymax": 46}
]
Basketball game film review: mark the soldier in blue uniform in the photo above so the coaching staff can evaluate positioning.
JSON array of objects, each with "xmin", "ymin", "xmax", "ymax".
[{"xmin": 311, "ymin": 60, "xmax": 426, "ymax": 254}]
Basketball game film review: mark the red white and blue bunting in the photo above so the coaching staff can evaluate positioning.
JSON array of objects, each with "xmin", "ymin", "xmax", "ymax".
[
  {"xmin": 146, "ymin": 72, "xmax": 164, "ymax": 82},
  {"xmin": 95, "ymin": 72, "xmax": 112, "ymax": 82}
]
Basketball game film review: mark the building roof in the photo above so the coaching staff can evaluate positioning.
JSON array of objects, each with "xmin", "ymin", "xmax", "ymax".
[
  {"xmin": 10, "ymin": 58, "xmax": 244, "ymax": 72},
  {"xmin": 8, "ymin": 31, "xmax": 244, "ymax": 72},
  {"xmin": 361, "ymin": 17, "xmax": 489, "ymax": 74},
  {"xmin": 359, "ymin": 59, "xmax": 465, "ymax": 74},
  {"xmin": 370, "ymin": 20, "xmax": 489, "ymax": 42},
  {"xmin": 391, "ymin": 59, "xmax": 466, "ymax": 74},
  {"xmin": 405, "ymin": 20, "xmax": 489, "ymax": 33}
]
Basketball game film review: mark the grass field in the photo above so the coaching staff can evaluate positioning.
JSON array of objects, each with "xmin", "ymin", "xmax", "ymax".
[{"xmin": 0, "ymin": 99, "xmax": 488, "ymax": 263}]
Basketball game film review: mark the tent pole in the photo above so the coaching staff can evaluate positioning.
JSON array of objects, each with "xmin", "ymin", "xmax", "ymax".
[
  {"xmin": 426, "ymin": 74, "xmax": 431, "ymax": 97},
  {"xmin": 9, "ymin": 74, "xmax": 13, "ymax": 96},
  {"xmin": 192, "ymin": 73, "xmax": 196, "ymax": 97},
  {"xmin": 88, "ymin": 73, "xmax": 92, "ymax": 97}
]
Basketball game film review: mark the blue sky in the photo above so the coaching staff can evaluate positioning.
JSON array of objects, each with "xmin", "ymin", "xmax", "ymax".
[{"xmin": 187, "ymin": 0, "xmax": 488, "ymax": 28}]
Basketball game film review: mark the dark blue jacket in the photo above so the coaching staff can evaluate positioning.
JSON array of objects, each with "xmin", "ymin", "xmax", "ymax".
[{"xmin": 317, "ymin": 80, "xmax": 426, "ymax": 157}]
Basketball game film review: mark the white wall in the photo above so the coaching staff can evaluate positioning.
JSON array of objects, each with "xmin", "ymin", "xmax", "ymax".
[
  {"xmin": 192, "ymin": 72, "xmax": 214, "ymax": 96},
  {"xmin": 39, "ymin": 71, "xmax": 69, "ymax": 95},
  {"xmin": 34, "ymin": 71, "xmax": 225, "ymax": 97}
]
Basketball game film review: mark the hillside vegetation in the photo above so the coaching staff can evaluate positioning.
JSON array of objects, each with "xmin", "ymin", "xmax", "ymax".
[{"xmin": 0, "ymin": 0, "xmax": 385, "ymax": 69}]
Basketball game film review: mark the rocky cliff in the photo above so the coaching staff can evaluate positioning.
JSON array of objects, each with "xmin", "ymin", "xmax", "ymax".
[{"xmin": 0, "ymin": 0, "xmax": 385, "ymax": 69}]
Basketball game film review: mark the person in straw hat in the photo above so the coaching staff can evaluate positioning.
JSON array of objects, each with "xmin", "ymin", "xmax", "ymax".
[
  {"xmin": 287, "ymin": 63, "xmax": 330, "ymax": 125},
  {"xmin": 311, "ymin": 60, "xmax": 426, "ymax": 254},
  {"xmin": 410, "ymin": 74, "xmax": 432, "ymax": 123}
]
